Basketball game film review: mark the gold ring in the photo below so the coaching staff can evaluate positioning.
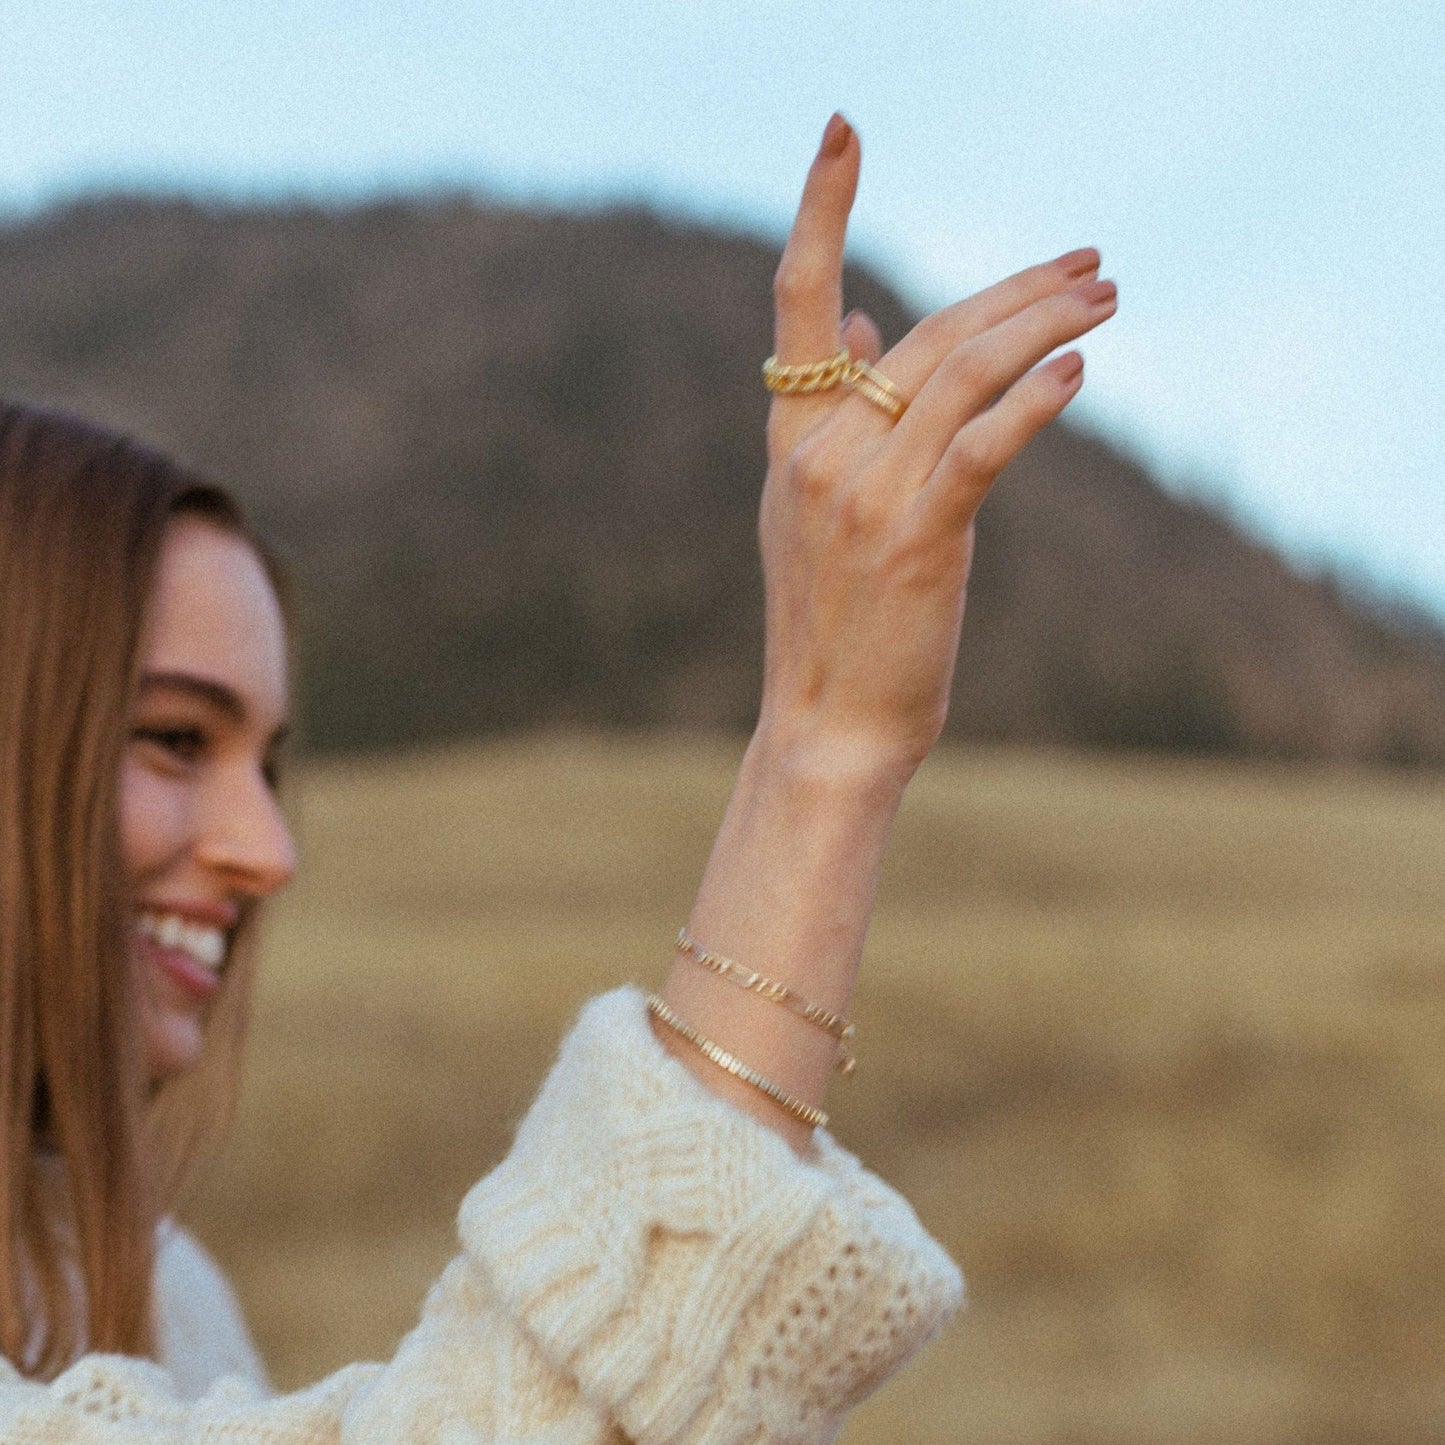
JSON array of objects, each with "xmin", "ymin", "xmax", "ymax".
[
  {"xmin": 761, "ymin": 350, "xmax": 908, "ymax": 420},
  {"xmin": 761, "ymin": 348, "xmax": 852, "ymax": 395},
  {"xmin": 839, "ymin": 358, "xmax": 908, "ymax": 419}
]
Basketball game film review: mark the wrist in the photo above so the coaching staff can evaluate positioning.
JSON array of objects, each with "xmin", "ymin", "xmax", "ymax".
[
  {"xmin": 746, "ymin": 712, "xmax": 920, "ymax": 804},
  {"xmin": 665, "ymin": 709, "xmax": 911, "ymax": 1152}
]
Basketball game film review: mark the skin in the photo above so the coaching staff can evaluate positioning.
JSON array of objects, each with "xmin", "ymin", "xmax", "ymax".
[
  {"xmin": 122, "ymin": 517, "xmax": 296, "ymax": 1085},
  {"xmin": 655, "ymin": 114, "xmax": 1117, "ymax": 1150}
]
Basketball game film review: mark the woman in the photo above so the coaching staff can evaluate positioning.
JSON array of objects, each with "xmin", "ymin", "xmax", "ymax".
[{"xmin": 0, "ymin": 115, "xmax": 1115, "ymax": 1438}]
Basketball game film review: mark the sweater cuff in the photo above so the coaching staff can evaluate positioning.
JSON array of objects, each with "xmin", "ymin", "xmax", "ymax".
[{"xmin": 459, "ymin": 986, "xmax": 963, "ymax": 1443}]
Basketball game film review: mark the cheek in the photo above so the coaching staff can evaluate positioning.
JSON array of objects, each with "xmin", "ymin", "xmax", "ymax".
[{"xmin": 119, "ymin": 757, "xmax": 192, "ymax": 886}]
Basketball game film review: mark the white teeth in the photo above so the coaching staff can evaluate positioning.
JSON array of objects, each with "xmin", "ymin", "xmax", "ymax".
[
  {"xmin": 136, "ymin": 911, "xmax": 229, "ymax": 972},
  {"xmin": 189, "ymin": 927, "xmax": 226, "ymax": 968}
]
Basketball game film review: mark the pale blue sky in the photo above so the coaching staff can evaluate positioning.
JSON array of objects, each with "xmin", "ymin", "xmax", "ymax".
[{"xmin": 2, "ymin": 0, "xmax": 1441, "ymax": 618}]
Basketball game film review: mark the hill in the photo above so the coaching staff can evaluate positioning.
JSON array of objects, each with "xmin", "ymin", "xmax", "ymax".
[{"xmin": 1, "ymin": 195, "xmax": 1442, "ymax": 762}]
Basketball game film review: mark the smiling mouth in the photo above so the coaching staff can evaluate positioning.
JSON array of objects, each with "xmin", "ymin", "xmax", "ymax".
[{"xmin": 135, "ymin": 910, "xmax": 230, "ymax": 972}]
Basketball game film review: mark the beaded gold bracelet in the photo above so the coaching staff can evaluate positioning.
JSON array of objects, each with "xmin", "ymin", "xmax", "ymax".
[
  {"xmin": 675, "ymin": 926, "xmax": 857, "ymax": 1076},
  {"xmin": 646, "ymin": 993, "xmax": 829, "ymax": 1130}
]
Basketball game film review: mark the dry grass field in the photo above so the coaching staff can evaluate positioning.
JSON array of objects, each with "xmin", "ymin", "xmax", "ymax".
[{"xmin": 179, "ymin": 734, "xmax": 1445, "ymax": 1443}]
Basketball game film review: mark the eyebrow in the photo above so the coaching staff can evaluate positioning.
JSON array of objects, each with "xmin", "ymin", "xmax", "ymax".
[{"xmin": 138, "ymin": 671, "xmax": 291, "ymax": 747}]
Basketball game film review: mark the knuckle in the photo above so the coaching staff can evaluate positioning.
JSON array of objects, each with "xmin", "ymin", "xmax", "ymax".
[
  {"xmin": 946, "ymin": 428, "xmax": 1000, "ymax": 483},
  {"xmin": 1019, "ymin": 290, "xmax": 1082, "ymax": 345},
  {"xmin": 789, "ymin": 434, "xmax": 840, "ymax": 498},
  {"xmin": 1008, "ymin": 373, "xmax": 1064, "ymax": 432},
  {"xmin": 941, "ymin": 341, "xmax": 990, "ymax": 393},
  {"xmin": 1029, "ymin": 372, "xmax": 1069, "ymax": 420},
  {"xmin": 835, "ymin": 487, "xmax": 887, "ymax": 542},
  {"xmin": 773, "ymin": 256, "xmax": 826, "ymax": 307}
]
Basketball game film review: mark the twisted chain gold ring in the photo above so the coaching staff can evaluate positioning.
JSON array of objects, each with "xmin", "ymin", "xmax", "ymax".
[{"xmin": 762, "ymin": 349, "xmax": 908, "ymax": 420}]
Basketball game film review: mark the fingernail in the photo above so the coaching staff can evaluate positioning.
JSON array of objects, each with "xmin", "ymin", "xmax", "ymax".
[
  {"xmin": 1058, "ymin": 247, "xmax": 1100, "ymax": 278},
  {"xmin": 1075, "ymin": 278, "xmax": 1117, "ymax": 305},
  {"xmin": 1055, "ymin": 350, "xmax": 1084, "ymax": 380},
  {"xmin": 841, "ymin": 308, "xmax": 862, "ymax": 329},
  {"xmin": 821, "ymin": 112, "xmax": 852, "ymax": 157}
]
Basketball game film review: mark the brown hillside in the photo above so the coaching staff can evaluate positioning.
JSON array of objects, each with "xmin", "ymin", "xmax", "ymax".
[{"xmin": 1, "ymin": 195, "xmax": 1441, "ymax": 762}]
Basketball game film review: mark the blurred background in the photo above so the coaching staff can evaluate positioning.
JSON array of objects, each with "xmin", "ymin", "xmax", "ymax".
[{"xmin": 3, "ymin": 2, "xmax": 1443, "ymax": 1439}]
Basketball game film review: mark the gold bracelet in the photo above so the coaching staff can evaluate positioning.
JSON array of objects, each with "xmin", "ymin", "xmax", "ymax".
[
  {"xmin": 675, "ymin": 927, "xmax": 857, "ymax": 1076},
  {"xmin": 645, "ymin": 993, "xmax": 829, "ymax": 1130}
]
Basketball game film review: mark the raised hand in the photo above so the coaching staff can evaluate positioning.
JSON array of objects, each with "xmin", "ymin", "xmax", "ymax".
[
  {"xmin": 659, "ymin": 117, "xmax": 1117, "ymax": 1150},
  {"xmin": 758, "ymin": 113, "xmax": 1116, "ymax": 777}
]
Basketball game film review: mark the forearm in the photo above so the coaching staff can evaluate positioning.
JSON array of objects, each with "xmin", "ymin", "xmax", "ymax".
[{"xmin": 656, "ymin": 721, "xmax": 913, "ymax": 1152}]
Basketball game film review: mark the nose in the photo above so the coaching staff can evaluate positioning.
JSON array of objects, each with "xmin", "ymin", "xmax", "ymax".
[{"xmin": 195, "ymin": 763, "xmax": 298, "ymax": 898}]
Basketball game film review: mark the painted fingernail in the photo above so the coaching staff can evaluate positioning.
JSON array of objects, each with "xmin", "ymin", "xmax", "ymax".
[
  {"xmin": 1055, "ymin": 350, "xmax": 1084, "ymax": 380},
  {"xmin": 1076, "ymin": 278, "xmax": 1117, "ymax": 305},
  {"xmin": 1058, "ymin": 247, "xmax": 1100, "ymax": 278},
  {"xmin": 821, "ymin": 112, "xmax": 852, "ymax": 157}
]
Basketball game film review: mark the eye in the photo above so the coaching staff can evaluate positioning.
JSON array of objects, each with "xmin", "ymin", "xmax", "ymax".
[{"xmin": 133, "ymin": 725, "xmax": 208, "ymax": 764}]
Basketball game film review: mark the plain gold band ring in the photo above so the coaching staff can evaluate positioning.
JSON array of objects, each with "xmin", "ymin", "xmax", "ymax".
[
  {"xmin": 839, "ymin": 358, "xmax": 908, "ymax": 419},
  {"xmin": 762, "ymin": 350, "xmax": 909, "ymax": 420}
]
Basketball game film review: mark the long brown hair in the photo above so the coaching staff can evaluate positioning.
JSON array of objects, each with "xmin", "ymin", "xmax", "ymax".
[{"xmin": 0, "ymin": 401, "xmax": 286, "ymax": 1379}]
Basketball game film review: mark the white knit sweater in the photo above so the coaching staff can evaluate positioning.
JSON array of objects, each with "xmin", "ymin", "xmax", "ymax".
[{"xmin": 0, "ymin": 987, "xmax": 963, "ymax": 1441}]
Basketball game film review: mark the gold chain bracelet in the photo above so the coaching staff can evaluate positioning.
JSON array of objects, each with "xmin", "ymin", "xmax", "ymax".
[
  {"xmin": 646, "ymin": 994, "xmax": 829, "ymax": 1130},
  {"xmin": 675, "ymin": 927, "xmax": 856, "ymax": 1076}
]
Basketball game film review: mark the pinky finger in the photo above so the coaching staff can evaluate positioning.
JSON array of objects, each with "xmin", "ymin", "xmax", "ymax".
[{"xmin": 919, "ymin": 351, "xmax": 1084, "ymax": 532}]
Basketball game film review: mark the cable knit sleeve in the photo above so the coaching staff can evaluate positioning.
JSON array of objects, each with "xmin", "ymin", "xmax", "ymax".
[
  {"xmin": 0, "ymin": 986, "xmax": 962, "ymax": 1442},
  {"xmin": 456, "ymin": 986, "xmax": 964, "ymax": 1442}
]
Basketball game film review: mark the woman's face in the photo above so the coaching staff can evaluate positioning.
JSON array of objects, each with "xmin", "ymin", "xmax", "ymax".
[{"xmin": 121, "ymin": 516, "xmax": 297, "ymax": 1086}]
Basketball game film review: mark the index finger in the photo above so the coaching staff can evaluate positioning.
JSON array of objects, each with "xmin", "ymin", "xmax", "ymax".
[{"xmin": 772, "ymin": 113, "xmax": 861, "ymax": 365}]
